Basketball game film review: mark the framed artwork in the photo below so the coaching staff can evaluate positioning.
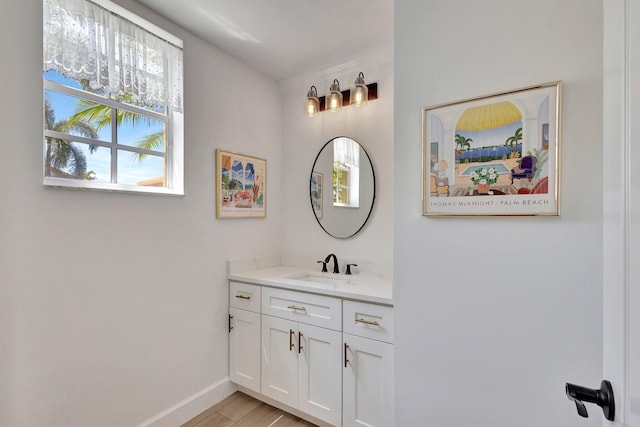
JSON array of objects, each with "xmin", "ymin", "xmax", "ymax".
[
  {"xmin": 311, "ymin": 172, "xmax": 323, "ymax": 219},
  {"xmin": 542, "ymin": 123, "xmax": 550, "ymax": 149},
  {"xmin": 430, "ymin": 142, "xmax": 439, "ymax": 170},
  {"xmin": 422, "ymin": 81, "xmax": 561, "ymax": 216},
  {"xmin": 215, "ymin": 149, "xmax": 266, "ymax": 218}
]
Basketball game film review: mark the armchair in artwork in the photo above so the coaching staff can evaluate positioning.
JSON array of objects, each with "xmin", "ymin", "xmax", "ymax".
[
  {"xmin": 510, "ymin": 155, "xmax": 537, "ymax": 184},
  {"xmin": 430, "ymin": 174, "xmax": 449, "ymax": 197}
]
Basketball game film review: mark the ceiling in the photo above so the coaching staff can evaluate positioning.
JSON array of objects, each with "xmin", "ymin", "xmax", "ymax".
[{"xmin": 134, "ymin": 0, "xmax": 394, "ymax": 81}]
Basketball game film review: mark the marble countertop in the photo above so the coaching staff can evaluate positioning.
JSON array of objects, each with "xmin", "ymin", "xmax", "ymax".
[{"xmin": 228, "ymin": 265, "xmax": 393, "ymax": 306}]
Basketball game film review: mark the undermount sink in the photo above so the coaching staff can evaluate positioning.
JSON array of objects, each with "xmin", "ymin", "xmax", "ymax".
[{"xmin": 287, "ymin": 272, "xmax": 351, "ymax": 285}]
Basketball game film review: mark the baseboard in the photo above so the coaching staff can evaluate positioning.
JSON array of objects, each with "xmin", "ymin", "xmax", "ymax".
[{"xmin": 135, "ymin": 377, "xmax": 237, "ymax": 427}]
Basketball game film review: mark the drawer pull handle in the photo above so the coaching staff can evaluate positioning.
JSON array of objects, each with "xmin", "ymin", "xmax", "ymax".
[
  {"xmin": 287, "ymin": 305, "xmax": 307, "ymax": 312},
  {"xmin": 356, "ymin": 318, "xmax": 380, "ymax": 326},
  {"xmin": 344, "ymin": 342, "xmax": 349, "ymax": 368},
  {"xmin": 235, "ymin": 294, "xmax": 251, "ymax": 300},
  {"xmin": 289, "ymin": 329, "xmax": 295, "ymax": 351}
]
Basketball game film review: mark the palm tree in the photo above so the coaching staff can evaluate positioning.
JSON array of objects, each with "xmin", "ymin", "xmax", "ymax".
[
  {"xmin": 505, "ymin": 127, "xmax": 523, "ymax": 148},
  {"xmin": 132, "ymin": 131, "xmax": 165, "ymax": 163},
  {"xmin": 455, "ymin": 134, "xmax": 472, "ymax": 151},
  {"xmin": 68, "ymin": 97, "xmax": 164, "ymax": 163},
  {"xmin": 44, "ymin": 99, "xmax": 98, "ymax": 178}
]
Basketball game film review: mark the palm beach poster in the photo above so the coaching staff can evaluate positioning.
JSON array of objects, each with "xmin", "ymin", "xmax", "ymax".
[
  {"xmin": 422, "ymin": 81, "xmax": 561, "ymax": 216},
  {"xmin": 216, "ymin": 149, "xmax": 266, "ymax": 218}
]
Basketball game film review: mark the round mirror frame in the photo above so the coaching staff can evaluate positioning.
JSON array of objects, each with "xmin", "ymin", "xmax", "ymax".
[{"xmin": 309, "ymin": 137, "xmax": 376, "ymax": 239}]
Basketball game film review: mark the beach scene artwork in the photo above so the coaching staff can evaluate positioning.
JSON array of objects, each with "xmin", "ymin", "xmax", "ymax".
[
  {"xmin": 423, "ymin": 82, "xmax": 561, "ymax": 216},
  {"xmin": 216, "ymin": 149, "xmax": 266, "ymax": 218}
]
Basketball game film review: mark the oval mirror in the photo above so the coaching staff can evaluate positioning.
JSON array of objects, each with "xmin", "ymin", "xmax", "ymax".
[{"xmin": 310, "ymin": 136, "xmax": 376, "ymax": 239}]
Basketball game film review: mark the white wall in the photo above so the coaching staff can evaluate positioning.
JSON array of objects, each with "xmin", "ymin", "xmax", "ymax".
[
  {"xmin": 1, "ymin": 0, "xmax": 282, "ymax": 425},
  {"xmin": 0, "ymin": 0, "xmax": 607, "ymax": 425},
  {"xmin": 278, "ymin": 47, "xmax": 394, "ymax": 273},
  {"xmin": 394, "ymin": 1, "xmax": 603, "ymax": 426}
]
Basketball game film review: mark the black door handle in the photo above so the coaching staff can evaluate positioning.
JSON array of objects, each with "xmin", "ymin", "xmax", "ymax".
[{"xmin": 565, "ymin": 380, "xmax": 615, "ymax": 421}]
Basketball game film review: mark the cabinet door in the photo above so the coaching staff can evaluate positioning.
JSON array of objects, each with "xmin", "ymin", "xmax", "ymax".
[
  {"xmin": 343, "ymin": 334, "xmax": 394, "ymax": 427},
  {"xmin": 229, "ymin": 307, "xmax": 261, "ymax": 392},
  {"xmin": 261, "ymin": 315, "xmax": 298, "ymax": 407},
  {"xmin": 297, "ymin": 324, "xmax": 342, "ymax": 426}
]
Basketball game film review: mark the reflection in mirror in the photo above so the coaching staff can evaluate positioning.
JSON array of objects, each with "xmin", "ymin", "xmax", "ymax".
[
  {"xmin": 310, "ymin": 137, "xmax": 375, "ymax": 239},
  {"xmin": 333, "ymin": 138, "xmax": 360, "ymax": 208}
]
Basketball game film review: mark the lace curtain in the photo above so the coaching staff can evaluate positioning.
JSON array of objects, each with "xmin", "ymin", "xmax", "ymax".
[
  {"xmin": 333, "ymin": 137, "xmax": 360, "ymax": 168},
  {"xmin": 43, "ymin": 0, "xmax": 183, "ymax": 113}
]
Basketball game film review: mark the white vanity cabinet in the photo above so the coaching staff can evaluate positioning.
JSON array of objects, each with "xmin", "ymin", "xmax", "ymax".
[
  {"xmin": 342, "ymin": 301, "xmax": 395, "ymax": 427},
  {"xmin": 228, "ymin": 282, "xmax": 261, "ymax": 393},
  {"xmin": 261, "ymin": 287, "xmax": 343, "ymax": 426},
  {"xmin": 228, "ymin": 271, "xmax": 393, "ymax": 427}
]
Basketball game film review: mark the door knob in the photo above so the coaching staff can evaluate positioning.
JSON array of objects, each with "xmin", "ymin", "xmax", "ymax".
[{"xmin": 565, "ymin": 380, "xmax": 615, "ymax": 421}]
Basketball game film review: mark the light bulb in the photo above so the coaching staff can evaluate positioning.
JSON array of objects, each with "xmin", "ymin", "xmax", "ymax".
[
  {"xmin": 351, "ymin": 72, "xmax": 368, "ymax": 107},
  {"xmin": 328, "ymin": 79, "xmax": 342, "ymax": 112},
  {"xmin": 305, "ymin": 85, "xmax": 319, "ymax": 117}
]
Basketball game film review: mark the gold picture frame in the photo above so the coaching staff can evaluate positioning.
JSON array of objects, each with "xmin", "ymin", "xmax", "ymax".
[
  {"xmin": 215, "ymin": 149, "xmax": 266, "ymax": 218},
  {"xmin": 422, "ymin": 81, "xmax": 561, "ymax": 216}
]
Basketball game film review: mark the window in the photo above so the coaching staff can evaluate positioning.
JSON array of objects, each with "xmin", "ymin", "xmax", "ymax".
[
  {"xmin": 43, "ymin": 0, "xmax": 184, "ymax": 194},
  {"xmin": 332, "ymin": 137, "xmax": 360, "ymax": 207},
  {"xmin": 333, "ymin": 165, "xmax": 350, "ymax": 205}
]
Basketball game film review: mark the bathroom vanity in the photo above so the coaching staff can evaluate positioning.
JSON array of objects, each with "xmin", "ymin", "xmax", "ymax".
[{"xmin": 227, "ymin": 256, "xmax": 393, "ymax": 427}]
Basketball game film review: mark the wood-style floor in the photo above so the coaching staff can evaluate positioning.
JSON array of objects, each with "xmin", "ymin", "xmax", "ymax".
[{"xmin": 181, "ymin": 392, "xmax": 318, "ymax": 427}]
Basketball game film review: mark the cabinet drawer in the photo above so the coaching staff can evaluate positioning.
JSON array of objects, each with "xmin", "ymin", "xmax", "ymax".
[
  {"xmin": 230, "ymin": 282, "xmax": 261, "ymax": 312},
  {"xmin": 343, "ymin": 300, "xmax": 394, "ymax": 343},
  {"xmin": 262, "ymin": 287, "xmax": 342, "ymax": 331}
]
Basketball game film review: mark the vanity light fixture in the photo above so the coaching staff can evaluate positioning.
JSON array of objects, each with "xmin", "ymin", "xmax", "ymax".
[
  {"xmin": 305, "ymin": 73, "xmax": 378, "ymax": 117},
  {"xmin": 306, "ymin": 85, "xmax": 320, "ymax": 117},
  {"xmin": 351, "ymin": 72, "xmax": 368, "ymax": 107},
  {"xmin": 327, "ymin": 79, "xmax": 343, "ymax": 112}
]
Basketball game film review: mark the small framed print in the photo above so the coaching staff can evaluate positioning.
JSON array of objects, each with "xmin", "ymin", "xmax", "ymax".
[
  {"xmin": 542, "ymin": 122, "xmax": 550, "ymax": 149},
  {"xmin": 216, "ymin": 149, "xmax": 266, "ymax": 218}
]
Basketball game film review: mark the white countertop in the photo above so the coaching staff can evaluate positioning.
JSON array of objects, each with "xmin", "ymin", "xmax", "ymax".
[{"xmin": 228, "ymin": 265, "xmax": 393, "ymax": 306}]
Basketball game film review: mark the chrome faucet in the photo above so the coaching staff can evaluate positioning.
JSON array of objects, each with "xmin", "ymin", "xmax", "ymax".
[{"xmin": 324, "ymin": 253, "xmax": 340, "ymax": 274}]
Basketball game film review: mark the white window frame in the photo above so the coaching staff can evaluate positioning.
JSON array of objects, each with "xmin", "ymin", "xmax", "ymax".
[
  {"xmin": 333, "ymin": 164, "xmax": 351, "ymax": 206},
  {"xmin": 42, "ymin": 0, "xmax": 184, "ymax": 196}
]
